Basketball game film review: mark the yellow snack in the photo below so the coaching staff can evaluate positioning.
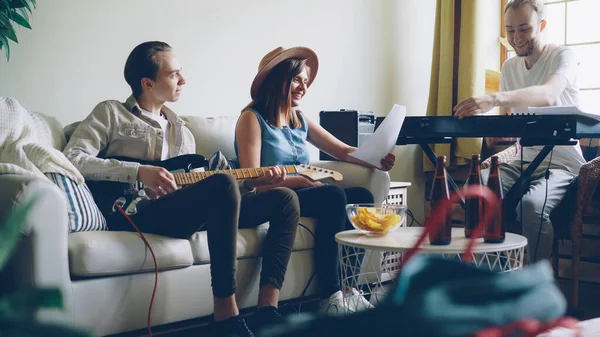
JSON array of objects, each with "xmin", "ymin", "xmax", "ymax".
[{"xmin": 351, "ymin": 207, "xmax": 402, "ymax": 233}]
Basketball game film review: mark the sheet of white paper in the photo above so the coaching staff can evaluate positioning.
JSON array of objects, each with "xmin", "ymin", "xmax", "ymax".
[
  {"xmin": 349, "ymin": 104, "xmax": 406, "ymax": 169},
  {"xmin": 527, "ymin": 105, "xmax": 600, "ymax": 121}
]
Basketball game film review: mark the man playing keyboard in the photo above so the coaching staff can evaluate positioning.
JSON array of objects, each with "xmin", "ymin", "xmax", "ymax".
[{"xmin": 453, "ymin": 0, "xmax": 586, "ymax": 262}]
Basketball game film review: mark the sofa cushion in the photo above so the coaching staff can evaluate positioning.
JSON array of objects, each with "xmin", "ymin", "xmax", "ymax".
[
  {"xmin": 190, "ymin": 217, "xmax": 316, "ymax": 265},
  {"xmin": 69, "ymin": 231, "xmax": 193, "ymax": 277},
  {"xmin": 182, "ymin": 116, "xmax": 238, "ymax": 160}
]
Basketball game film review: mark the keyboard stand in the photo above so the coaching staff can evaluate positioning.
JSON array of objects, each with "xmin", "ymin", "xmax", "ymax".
[{"xmin": 502, "ymin": 139, "xmax": 577, "ymax": 223}]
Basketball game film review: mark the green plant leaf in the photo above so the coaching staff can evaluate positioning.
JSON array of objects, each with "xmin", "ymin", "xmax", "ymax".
[
  {"xmin": 0, "ymin": 0, "xmax": 10, "ymax": 11},
  {"xmin": 10, "ymin": 10, "xmax": 30, "ymax": 29},
  {"xmin": 9, "ymin": 0, "xmax": 29, "ymax": 10},
  {"xmin": 0, "ymin": 196, "xmax": 37, "ymax": 271},
  {"xmin": 0, "ymin": 33, "xmax": 9, "ymax": 48},
  {"xmin": 0, "ymin": 27, "xmax": 10, "ymax": 61},
  {"xmin": 0, "ymin": 10, "xmax": 11, "ymax": 28},
  {"xmin": 0, "ymin": 288, "xmax": 63, "ymax": 320},
  {"xmin": 0, "ymin": 35, "xmax": 10, "ymax": 61},
  {"xmin": 3, "ymin": 22, "xmax": 18, "ymax": 43},
  {"xmin": 16, "ymin": 6, "xmax": 30, "ymax": 20}
]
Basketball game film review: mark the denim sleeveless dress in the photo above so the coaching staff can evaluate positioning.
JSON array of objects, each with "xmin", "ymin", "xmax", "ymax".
[{"xmin": 234, "ymin": 109, "xmax": 310, "ymax": 167}]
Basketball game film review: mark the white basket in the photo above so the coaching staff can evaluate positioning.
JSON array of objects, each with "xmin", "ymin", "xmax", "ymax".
[
  {"xmin": 379, "ymin": 184, "xmax": 408, "ymax": 275},
  {"xmin": 385, "ymin": 189, "xmax": 404, "ymax": 206}
]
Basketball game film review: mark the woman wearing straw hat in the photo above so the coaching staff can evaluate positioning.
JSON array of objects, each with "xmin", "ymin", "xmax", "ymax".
[{"xmin": 234, "ymin": 46, "xmax": 396, "ymax": 316}]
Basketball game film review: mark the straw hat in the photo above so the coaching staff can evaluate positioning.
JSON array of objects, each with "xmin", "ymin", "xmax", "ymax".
[{"xmin": 250, "ymin": 46, "xmax": 319, "ymax": 100}]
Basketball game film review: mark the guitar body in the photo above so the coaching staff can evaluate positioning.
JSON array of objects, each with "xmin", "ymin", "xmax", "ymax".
[
  {"xmin": 87, "ymin": 154, "xmax": 343, "ymax": 220},
  {"xmin": 87, "ymin": 154, "xmax": 207, "ymax": 219}
]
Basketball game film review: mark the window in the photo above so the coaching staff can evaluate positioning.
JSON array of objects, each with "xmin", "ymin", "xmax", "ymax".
[{"xmin": 505, "ymin": 0, "xmax": 600, "ymax": 113}]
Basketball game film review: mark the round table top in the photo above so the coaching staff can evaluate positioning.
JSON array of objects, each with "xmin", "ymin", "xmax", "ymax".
[{"xmin": 335, "ymin": 227, "xmax": 528, "ymax": 253}]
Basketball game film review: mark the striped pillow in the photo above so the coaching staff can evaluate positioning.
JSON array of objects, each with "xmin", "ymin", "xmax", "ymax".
[
  {"xmin": 207, "ymin": 151, "xmax": 239, "ymax": 170},
  {"xmin": 45, "ymin": 173, "xmax": 108, "ymax": 232}
]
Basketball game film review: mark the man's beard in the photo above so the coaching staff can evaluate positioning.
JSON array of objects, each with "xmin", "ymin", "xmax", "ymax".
[{"xmin": 515, "ymin": 40, "xmax": 537, "ymax": 57}]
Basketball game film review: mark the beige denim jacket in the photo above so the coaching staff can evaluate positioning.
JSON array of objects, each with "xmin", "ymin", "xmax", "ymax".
[
  {"xmin": 64, "ymin": 95, "xmax": 196, "ymax": 183},
  {"xmin": 64, "ymin": 96, "xmax": 255, "ymax": 195}
]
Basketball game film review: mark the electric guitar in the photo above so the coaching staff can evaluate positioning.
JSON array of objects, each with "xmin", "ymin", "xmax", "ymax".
[{"xmin": 87, "ymin": 154, "xmax": 343, "ymax": 219}]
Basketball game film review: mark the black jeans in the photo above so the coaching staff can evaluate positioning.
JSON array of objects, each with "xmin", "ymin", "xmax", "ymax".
[
  {"xmin": 294, "ymin": 185, "xmax": 374, "ymax": 297},
  {"xmin": 109, "ymin": 173, "xmax": 300, "ymax": 298}
]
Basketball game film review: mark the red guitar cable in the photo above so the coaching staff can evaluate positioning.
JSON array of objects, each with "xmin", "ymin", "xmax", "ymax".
[{"xmin": 114, "ymin": 202, "xmax": 158, "ymax": 337}]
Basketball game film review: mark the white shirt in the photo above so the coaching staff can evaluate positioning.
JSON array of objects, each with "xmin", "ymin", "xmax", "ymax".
[
  {"xmin": 140, "ymin": 109, "xmax": 170, "ymax": 160},
  {"xmin": 500, "ymin": 44, "xmax": 586, "ymax": 173}
]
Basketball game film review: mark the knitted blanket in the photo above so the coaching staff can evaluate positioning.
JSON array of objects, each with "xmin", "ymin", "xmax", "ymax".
[{"xmin": 0, "ymin": 97, "xmax": 84, "ymax": 184}]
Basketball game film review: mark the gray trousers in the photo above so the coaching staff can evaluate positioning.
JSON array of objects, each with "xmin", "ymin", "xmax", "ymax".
[{"xmin": 482, "ymin": 160, "xmax": 576, "ymax": 262}]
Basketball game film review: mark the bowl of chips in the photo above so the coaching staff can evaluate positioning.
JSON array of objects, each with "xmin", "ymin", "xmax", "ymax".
[{"xmin": 346, "ymin": 204, "xmax": 407, "ymax": 235}]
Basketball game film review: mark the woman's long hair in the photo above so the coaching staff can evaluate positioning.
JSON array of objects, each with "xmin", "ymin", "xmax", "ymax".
[{"xmin": 244, "ymin": 58, "xmax": 310, "ymax": 129}]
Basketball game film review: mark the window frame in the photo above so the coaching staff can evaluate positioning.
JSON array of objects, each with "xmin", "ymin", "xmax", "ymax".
[{"xmin": 545, "ymin": 0, "xmax": 600, "ymax": 94}]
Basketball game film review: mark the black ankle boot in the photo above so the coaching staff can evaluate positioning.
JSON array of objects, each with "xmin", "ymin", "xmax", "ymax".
[
  {"xmin": 213, "ymin": 315, "xmax": 255, "ymax": 337},
  {"xmin": 247, "ymin": 306, "xmax": 286, "ymax": 333}
]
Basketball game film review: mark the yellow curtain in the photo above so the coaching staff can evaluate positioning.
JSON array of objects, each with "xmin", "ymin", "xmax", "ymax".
[{"xmin": 424, "ymin": 0, "xmax": 485, "ymax": 171}]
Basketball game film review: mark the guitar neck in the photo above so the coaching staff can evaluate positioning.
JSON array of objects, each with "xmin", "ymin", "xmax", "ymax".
[{"xmin": 173, "ymin": 165, "xmax": 298, "ymax": 186}]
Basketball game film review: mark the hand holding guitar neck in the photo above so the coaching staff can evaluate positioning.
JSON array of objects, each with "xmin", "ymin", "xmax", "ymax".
[
  {"xmin": 138, "ymin": 165, "xmax": 178, "ymax": 195},
  {"xmin": 244, "ymin": 166, "xmax": 287, "ymax": 189}
]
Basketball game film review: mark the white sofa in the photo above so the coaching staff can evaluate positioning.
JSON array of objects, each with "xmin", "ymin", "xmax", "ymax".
[{"xmin": 0, "ymin": 112, "xmax": 390, "ymax": 336}]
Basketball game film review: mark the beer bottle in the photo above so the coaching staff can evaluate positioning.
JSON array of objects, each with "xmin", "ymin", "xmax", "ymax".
[
  {"xmin": 485, "ymin": 155, "xmax": 505, "ymax": 243},
  {"xmin": 429, "ymin": 156, "xmax": 452, "ymax": 245},
  {"xmin": 464, "ymin": 154, "xmax": 484, "ymax": 238}
]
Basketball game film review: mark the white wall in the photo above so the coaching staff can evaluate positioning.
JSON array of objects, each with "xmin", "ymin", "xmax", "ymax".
[
  {"xmin": 0, "ymin": 0, "xmax": 397, "ymax": 124},
  {"xmin": 385, "ymin": 0, "xmax": 436, "ymax": 224},
  {"xmin": 0, "ymin": 0, "xmax": 503, "ymax": 224}
]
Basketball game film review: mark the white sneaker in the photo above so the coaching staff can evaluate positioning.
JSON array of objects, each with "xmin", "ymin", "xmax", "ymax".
[
  {"xmin": 346, "ymin": 288, "xmax": 375, "ymax": 312},
  {"xmin": 320, "ymin": 290, "xmax": 346, "ymax": 315},
  {"xmin": 369, "ymin": 283, "xmax": 393, "ymax": 307},
  {"xmin": 320, "ymin": 289, "xmax": 375, "ymax": 315}
]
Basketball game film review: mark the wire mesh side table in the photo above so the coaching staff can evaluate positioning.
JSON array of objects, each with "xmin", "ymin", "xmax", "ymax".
[{"xmin": 336, "ymin": 227, "xmax": 528, "ymax": 313}]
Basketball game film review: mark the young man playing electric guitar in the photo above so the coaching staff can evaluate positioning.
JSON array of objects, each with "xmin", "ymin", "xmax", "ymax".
[{"xmin": 63, "ymin": 41, "xmax": 301, "ymax": 337}]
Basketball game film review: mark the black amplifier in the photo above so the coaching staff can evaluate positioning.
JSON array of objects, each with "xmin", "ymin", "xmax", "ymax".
[{"xmin": 319, "ymin": 109, "xmax": 376, "ymax": 161}]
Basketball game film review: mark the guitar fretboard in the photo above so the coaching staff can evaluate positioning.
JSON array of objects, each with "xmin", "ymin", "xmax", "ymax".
[{"xmin": 173, "ymin": 165, "xmax": 299, "ymax": 186}]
